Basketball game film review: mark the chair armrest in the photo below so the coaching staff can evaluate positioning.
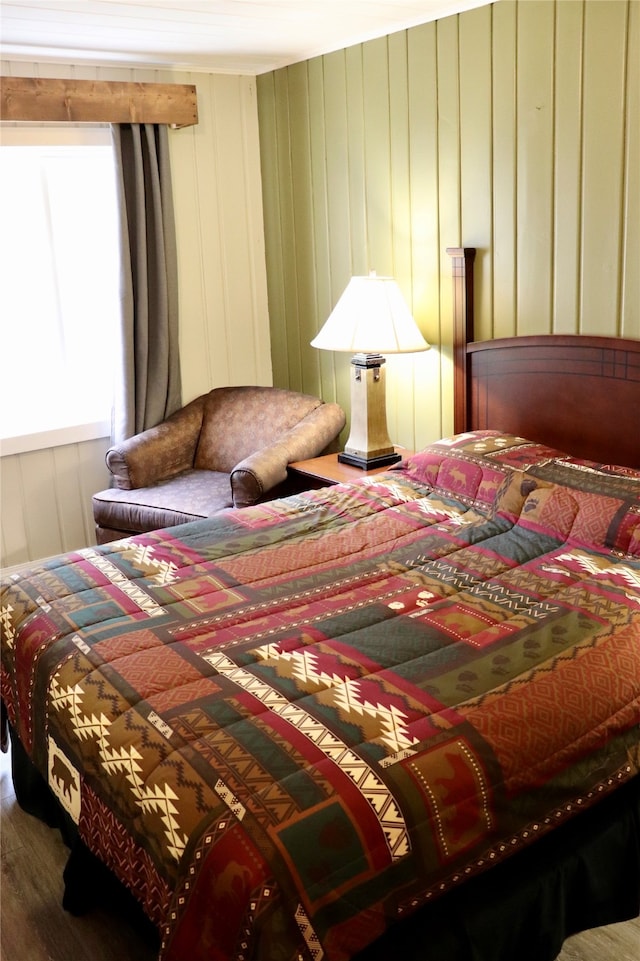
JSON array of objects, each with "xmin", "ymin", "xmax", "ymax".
[
  {"xmin": 230, "ymin": 402, "xmax": 345, "ymax": 507},
  {"xmin": 105, "ymin": 399, "xmax": 204, "ymax": 489}
]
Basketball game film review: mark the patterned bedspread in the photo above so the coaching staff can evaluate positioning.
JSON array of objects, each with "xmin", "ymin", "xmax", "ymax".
[{"xmin": 1, "ymin": 431, "xmax": 639, "ymax": 961}]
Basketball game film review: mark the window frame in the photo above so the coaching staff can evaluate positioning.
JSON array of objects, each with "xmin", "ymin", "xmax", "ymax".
[{"xmin": 0, "ymin": 123, "xmax": 119, "ymax": 457}]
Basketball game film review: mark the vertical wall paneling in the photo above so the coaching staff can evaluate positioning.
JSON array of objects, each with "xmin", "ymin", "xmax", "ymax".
[
  {"xmin": 257, "ymin": 73, "xmax": 289, "ymax": 389},
  {"xmin": 621, "ymin": 0, "xmax": 639, "ymax": 338},
  {"xmin": 336, "ymin": 46, "xmax": 369, "ymax": 422},
  {"xmin": 214, "ymin": 76, "xmax": 269, "ymax": 385},
  {"xmin": 338, "ymin": 46, "xmax": 368, "ymax": 422},
  {"xmin": 1, "ymin": 438, "xmax": 112, "ymax": 566},
  {"xmin": 169, "ymin": 84, "xmax": 213, "ymax": 399},
  {"xmin": 361, "ymin": 38, "xmax": 394, "ymax": 274},
  {"xmin": 515, "ymin": 0, "xmax": 555, "ymax": 333},
  {"xmin": 190, "ymin": 72, "xmax": 230, "ymax": 393},
  {"xmin": 407, "ymin": 23, "xmax": 439, "ymax": 336},
  {"xmin": 491, "ymin": 0, "xmax": 517, "ymax": 339},
  {"xmin": 344, "ymin": 46, "xmax": 368, "ymax": 275},
  {"xmin": 52, "ymin": 444, "xmax": 89, "ymax": 553},
  {"xmin": 386, "ymin": 31, "xmax": 415, "ymax": 446},
  {"xmin": 388, "ymin": 31, "xmax": 411, "ymax": 283},
  {"xmin": 434, "ymin": 15, "xmax": 462, "ymax": 436},
  {"xmin": 11, "ymin": 450, "xmax": 57, "ymax": 562},
  {"xmin": 435, "ymin": 15, "xmax": 462, "ymax": 262},
  {"xmin": 51, "ymin": 438, "xmax": 111, "ymax": 554},
  {"xmin": 580, "ymin": 0, "xmax": 628, "ymax": 334},
  {"xmin": 2, "ymin": 59, "xmax": 269, "ymax": 564},
  {"xmin": 257, "ymin": 0, "xmax": 638, "ymax": 456},
  {"xmin": 324, "ymin": 51, "xmax": 353, "ymax": 292},
  {"xmin": 407, "ymin": 24, "xmax": 443, "ymax": 445},
  {"xmin": 313, "ymin": 53, "xmax": 348, "ymax": 412},
  {"xmin": 386, "ymin": 31, "xmax": 414, "ymax": 448},
  {"xmin": 288, "ymin": 61, "xmax": 316, "ymax": 396},
  {"xmin": 77, "ymin": 439, "xmax": 114, "ymax": 549},
  {"xmin": 459, "ymin": 4, "xmax": 493, "ymax": 340},
  {"xmin": 0, "ymin": 455, "xmax": 28, "ymax": 566},
  {"xmin": 362, "ymin": 33, "xmax": 420, "ymax": 448},
  {"xmin": 337, "ymin": 46, "xmax": 372, "ymax": 427},
  {"xmin": 176, "ymin": 72, "xmax": 272, "ymax": 397},
  {"xmin": 304, "ymin": 53, "xmax": 330, "ymax": 395},
  {"xmin": 275, "ymin": 68, "xmax": 300, "ymax": 388},
  {"xmin": 241, "ymin": 79, "xmax": 272, "ymax": 379},
  {"xmin": 553, "ymin": 0, "xmax": 584, "ymax": 334}
]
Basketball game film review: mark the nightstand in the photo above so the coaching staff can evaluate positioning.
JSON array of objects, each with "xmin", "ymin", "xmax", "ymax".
[{"xmin": 288, "ymin": 448, "xmax": 414, "ymax": 489}]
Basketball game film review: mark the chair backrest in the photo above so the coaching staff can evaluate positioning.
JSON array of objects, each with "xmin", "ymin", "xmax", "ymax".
[{"xmin": 194, "ymin": 386, "xmax": 324, "ymax": 473}]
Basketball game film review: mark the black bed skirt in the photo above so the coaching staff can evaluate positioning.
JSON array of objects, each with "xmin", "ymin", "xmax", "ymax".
[
  {"xmin": 7, "ymin": 722, "xmax": 640, "ymax": 961},
  {"xmin": 356, "ymin": 773, "xmax": 640, "ymax": 961}
]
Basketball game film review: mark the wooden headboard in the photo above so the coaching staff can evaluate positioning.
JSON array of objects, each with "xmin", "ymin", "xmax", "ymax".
[{"xmin": 447, "ymin": 247, "xmax": 640, "ymax": 469}]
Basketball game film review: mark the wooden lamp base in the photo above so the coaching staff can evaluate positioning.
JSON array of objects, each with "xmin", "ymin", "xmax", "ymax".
[{"xmin": 338, "ymin": 353, "xmax": 401, "ymax": 470}]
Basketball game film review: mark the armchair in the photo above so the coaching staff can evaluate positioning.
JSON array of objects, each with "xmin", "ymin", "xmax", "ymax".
[{"xmin": 92, "ymin": 386, "xmax": 345, "ymax": 544}]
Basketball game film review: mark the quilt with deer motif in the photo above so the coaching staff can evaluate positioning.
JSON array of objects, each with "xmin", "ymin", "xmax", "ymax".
[{"xmin": 1, "ymin": 431, "xmax": 639, "ymax": 961}]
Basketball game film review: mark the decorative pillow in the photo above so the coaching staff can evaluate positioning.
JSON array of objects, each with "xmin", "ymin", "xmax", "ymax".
[
  {"xmin": 397, "ymin": 431, "xmax": 640, "ymax": 555},
  {"xmin": 398, "ymin": 432, "xmax": 540, "ymax": 511}
]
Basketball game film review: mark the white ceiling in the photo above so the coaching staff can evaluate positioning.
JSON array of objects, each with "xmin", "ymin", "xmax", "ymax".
[{"xmin": 0, "ymin": 0, "xmax": 494, "ymax": 75}]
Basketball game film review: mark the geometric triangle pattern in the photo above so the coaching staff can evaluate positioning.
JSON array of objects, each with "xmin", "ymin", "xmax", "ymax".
[{"xmin": 203, "ymin": 651, "xmax": 410, "ymax": 860}]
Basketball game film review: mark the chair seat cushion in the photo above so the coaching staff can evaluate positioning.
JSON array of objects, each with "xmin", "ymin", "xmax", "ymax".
[{"xmin": 92, "ymin": 470, "xmax": 233, "ymax": 535}]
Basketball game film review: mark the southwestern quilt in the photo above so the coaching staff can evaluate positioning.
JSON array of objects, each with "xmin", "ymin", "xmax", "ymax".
[{"xmin": 1, "ymin": 431, "xmax": 639, "ymax": 961}]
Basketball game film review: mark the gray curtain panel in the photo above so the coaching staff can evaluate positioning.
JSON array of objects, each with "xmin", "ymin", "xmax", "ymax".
[{"xmin": 111, "ymin": 123, "xmax": 182, "ymax": 443}]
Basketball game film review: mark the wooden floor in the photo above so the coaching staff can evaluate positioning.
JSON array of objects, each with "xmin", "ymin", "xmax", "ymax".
[{"xmin": 1, "ymin": 747, "xmax": 638, "ymax": 961}]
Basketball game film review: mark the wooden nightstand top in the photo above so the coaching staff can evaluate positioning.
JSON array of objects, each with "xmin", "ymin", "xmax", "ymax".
[{"xmin": 289, "ymin": 448, "xmax": 414, "ymax": 487}]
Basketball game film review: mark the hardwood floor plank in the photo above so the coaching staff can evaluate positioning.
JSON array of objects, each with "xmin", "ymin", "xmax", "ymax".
[
  {"xmin": 2, "ymin": 838, "xmax": 84, "ymax": 961},
  {"xmin": 556, "ymin": 918, "xmax": 640, "ymax": 961},
  {"xmin": 1, "ymin": 804, "xmax": 157, "ymax": 961},
  {"xmin": 0, "ymin": 748, "xmax": 155, "ymax": 961}
]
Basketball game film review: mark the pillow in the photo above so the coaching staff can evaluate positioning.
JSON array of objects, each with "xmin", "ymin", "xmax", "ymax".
[
  {"xmin": 399, "ymin": 432, "xmax": 539, "ymax": 511},
  {"xmin": 398, "ymin": 431, "xmax": 640, "ymax": 554}
]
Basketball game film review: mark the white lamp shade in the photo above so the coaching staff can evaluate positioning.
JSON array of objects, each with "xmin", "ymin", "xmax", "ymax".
[{"xmin": 311, "ymin": 273, "xmax": 429, "ymax": 354}]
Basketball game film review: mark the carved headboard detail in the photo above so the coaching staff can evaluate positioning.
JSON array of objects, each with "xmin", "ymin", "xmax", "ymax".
[{"xmin": 448, "ymin": 247, "xmax": 640, "ymax": 468}]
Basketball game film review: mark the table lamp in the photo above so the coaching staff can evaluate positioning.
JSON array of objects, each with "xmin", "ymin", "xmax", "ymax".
[{"xmin": 311, "ymin": 272, "xmax": 429, "ymax": 469}]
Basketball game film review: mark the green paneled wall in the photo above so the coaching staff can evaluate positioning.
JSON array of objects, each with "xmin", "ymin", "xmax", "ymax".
[{"xmin": 257, "ymin": 0, "xmax": 639, "ymax": 451}]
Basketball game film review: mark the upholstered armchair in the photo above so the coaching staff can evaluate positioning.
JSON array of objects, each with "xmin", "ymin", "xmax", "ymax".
[{"xmin": 92, "ymin": 386, "xmax": 345, "ymax": 544}]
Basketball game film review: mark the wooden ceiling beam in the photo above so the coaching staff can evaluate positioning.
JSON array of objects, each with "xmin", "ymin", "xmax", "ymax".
[{"xmin": 0, "ymin": 77, "xmax": 198, "ymax": 128}]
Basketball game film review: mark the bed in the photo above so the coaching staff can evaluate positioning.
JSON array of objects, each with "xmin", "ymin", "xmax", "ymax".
[{"xmin": 1, "ymin": 249, "xmax": 639, "ymax": 961}]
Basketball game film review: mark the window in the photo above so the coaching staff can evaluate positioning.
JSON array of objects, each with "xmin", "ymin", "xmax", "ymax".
[{"xmin": 0, "ymin": 125, "xmax": 120, "ymax": 454}]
